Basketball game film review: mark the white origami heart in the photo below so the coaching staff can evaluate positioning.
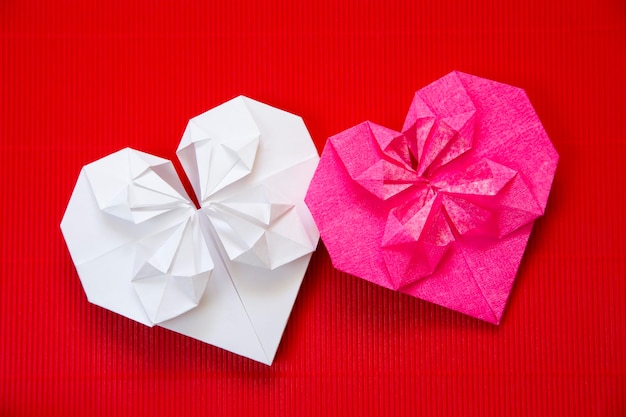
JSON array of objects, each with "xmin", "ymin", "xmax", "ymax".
[{"xmin": 61, "ymin": 96, "xmax": 320, "ymax": 365}]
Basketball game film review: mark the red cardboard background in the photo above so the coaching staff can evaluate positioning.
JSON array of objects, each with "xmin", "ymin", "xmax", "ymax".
[{"xmin": 2, "ymin": 1, "xmax": 625, "ymax": 415}]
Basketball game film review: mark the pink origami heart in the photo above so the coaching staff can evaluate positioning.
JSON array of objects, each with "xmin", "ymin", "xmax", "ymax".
[{"xmin": 305, "ymin": 71, "xmax": 558, "ymax": 324}]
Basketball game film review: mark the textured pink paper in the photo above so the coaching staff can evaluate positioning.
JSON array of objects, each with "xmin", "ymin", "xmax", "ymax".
[{"xmin": 305, "ymin": 72, "xmax": 558, "ymax": 324}]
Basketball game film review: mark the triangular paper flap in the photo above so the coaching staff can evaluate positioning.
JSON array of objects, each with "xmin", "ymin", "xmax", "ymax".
[
  {"xmin": 236, "ymin": 96, "xmax": 319, "ymax": 185},
  {"xmin": 135, "ymin": 220, "xmax": 188, "ymax": 274},
  {"xmin": 382, "ymin": 195, "xmax": 438, "ymax": 246},
  {"xmin": 402, "ymin": 93, "xmax": 435, "ymax": 131},
  {"xmin": 75, "ymin": 243, "xmax": 154, "ymax": 327},
  {"xmin": 134, "ymin": 273, "xmax": 209, "ymax": 325},
  {"xmin": 127, "ymin": 149, "xmax": 182, "ymax": 188},
  {"xmin": 329, "ymin": 122, "xmax": 389, "ymax": 182},
  {"xmin": 493, "ymin": 207, "xmax": 541, "ymax": 239},
  {"xmin": 176, "ymin": 99, "xmax": 261, "ymax": 152},
  {"xmin": 232, "ymin": 238, "xmax": 271, "ymax": 268},
  {"xmin": 205, "ymin": 208, "xmax": 266, "ymax": 258},
  {"xmin": 133, "ymin": 221, "xmax": 188, "ymax": 262},
  {"xmin": 404, "ymin": 72, "xmax": 478, "ymax": 175},
  {"xmin": 62, "ymin": 170, "xmax": 195, "ymax": 266},
  {"xmin": 178, "ymin": 118, "xmax": 212, "ymax": 149},
  {"xmin": 463, "ymin": 173, "xmax": 543, "ymax": 238},
  {"xmin": 427, "ymin": 112, "xmax": 475, "ymax": 173},
  {"xmin": 155, "ymin": 275, "xmax": 206, "ymax": 323},
  {"xmin": 176, "ymin": 141, "xmax": 202, "ymax": 203},
  {"xmin": 354, "ymin": 158, "xmax": 420, "ymax": 200},
  {"xmin": 211, "ymin": 162, "xmax": 252, "ymax": 198},
  {"xmin": 451, "ymin": 71, "xmax": 559, "ymax": 212},
  {"xmin": 214, "ymin": 186, "xmax": 294, "ymax": 226},
  {"xmin": 84, "ymin": 150, "xmax": 134, "ymax": 212},
  {"xmin": 171, "ymin": 273, "xmax": 210, "ymax": 306},
  {"xmin": 185, "ymin": 136, "xmax": 259, "ymax": 204},
  {"xmin": 494, "ymin": 174, "xmax": 544, "ymax": 216},
  {"xmin": 127, "ymin": 148, "xmax": 172, "ymax": 171},
  {"xmin": 382, "ymin": 206, "xmax": 454, "ymax": 289},
  {"xmin": 134, "ymin": 258, "xmax": 165, "ymax": 280},
  {"xmin": 305, "ymin": 145, "xmax": 393, "ymax": 289},
  {"xmin": 85, "ymin": 148, "xmax": 192, "ymax": 224},
  {"xmin": 261, "ymin": 156, "xmax": 321, "ymax": 247},
  {"xmin": 421, "ymin": 241, "xmax": 451, "ymax": 273},
  {"xmin": 381, "ymin": 244, "xmax": 415, "ymax": 289},
  {"xmin": 176, "ymin": 97, "xmax": 262, "ymax": 203},
  {"xmin": 132, "ymin": 168, "xmax": 190, "ymax": 203},
  {"xmin": 225, "ymin": 254, "xmax": 312, "ymax": 364},
  {"xmin": 190, "ymin": 273, "xmax": 210, "ymax": 300},
  {"xmin": 368, "ymin": 122, "xmax": 413, "ymax": 168},
  {"xmin": 211, "ymin": 135, "xmax": 260, "ymax": 196},
  {"xmin": 437, "ymin": 159, "xmax": 518, "ymax": 196},
  {"xmin": 353, "ymin": 160, "xmax": 391, "ymax": 200},
  {"xmin": 149, "ymin": 161, "xmax": 191, "ymax": 203},
  {"xmin": 147, "ymin": 220, "xmax": 188, "ymax": 273},
  {"xmin": 127, "ymin": 149, "xmax": 152, "ymax": 179},
  {"xmin": 263, "ymin": 213, "xmax": 316, "ymax": 269},
  {"xmin": 382, "ymin": 211, "xmax": 417, "ymax": 247},
  {"xmin": 456, "ymin": 225, "xmax": 533, "ymax": 324},
  {"xmin": 129, "ymin": 209, "xmax": 177, "ymax": 224},
  {"xmin": 207, "ymin": 200, "xmax": 315, "ymax": 270},
  {"xmin": 169, "ymin": 214, "xmax": 214, "ymax": 277},
  {"xmin": 414, "ymin": 71, "xmax": 477, "ymax": 119},
  {"xmin": 131, "ymin": 215, "xmax": 214, "ymax": 324},
  {"xmin": 101, "ymin": 187, "xmax": 133, "ymax": 221},
  {"xmin": 270, "ymin": 203, "xmax": 294, "ymax": 223},
  {"xmin": 158, "ymin": 233, "xmax": 270, "ymax": 364},
  {"xmin": 233, "ymin": 228, "xmax": 304, "ymax": 269},
  {"xmin": 128, "ymin": 184, "xmax": 188, "ymax": 211},
  {"xmin": 131, "ymin": 275, "xmax": 171, "ymax": 322},
  {"xmin": 88, "ymin": 147, "xmax": 186, "ymax": 209},
  {"xmin": 417, "ymin": 120, "xmax": 457, "ymax": 176},
  {"xmin": 193, "ymin": 139, "xmax": 218, "ymax": 202},
  {"xmin": 441, "ymin": 195, "xmax": 492, "ymax": 235},
  {"xmin": 422, "ymin": 205, "xmax": 455, "ymax": 247},
  {"xmin": 177, "ymin": 97, "xmax": 317, "ymax": 205},
  {"xmin": 382, "ymin": 243, "xmax": 444, "ymax": 290},
  {"xmin": 220, "ymin": 134, "xmax": 260, "ymax": 171},
  {"xmin": 442, "ymin": 110, "xmax": 476, "ymax": 137},
  {"xmin": 402, "ymin": 94, "xmax": 435, "ymax": 162},
  {"xmin": 401, "ymin": 246, "xmax": 499, "ymax": 324},
  {"xmin": 190, "ymin": 215, "xmax": 216, "ymax": 274}
]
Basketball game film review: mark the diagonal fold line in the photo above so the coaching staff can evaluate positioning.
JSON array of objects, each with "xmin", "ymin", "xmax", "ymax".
[{"xmin": 200, "ymin": 211, "xmax": 270, "ymax": 362}]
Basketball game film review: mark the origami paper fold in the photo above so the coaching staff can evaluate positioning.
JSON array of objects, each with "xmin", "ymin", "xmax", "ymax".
[
  {"xmin": 305, "ymin": 72, "xmax": 558, "ymax": 324},
  {"xmin": 61, "ymin": 96, "xmax": 320, "ymax": 364}
]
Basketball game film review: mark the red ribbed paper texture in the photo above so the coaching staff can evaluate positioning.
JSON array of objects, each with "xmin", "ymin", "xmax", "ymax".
[{"xmin": 1, "ymin": 1, "xmax": 625, "ymax": 416}]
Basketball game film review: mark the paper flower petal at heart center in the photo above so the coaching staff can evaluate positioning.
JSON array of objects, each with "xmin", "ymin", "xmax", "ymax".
[
  {"xmin": 332, "ymin": 103, "xmax": 523, "ymax": 289},
  {"xmin": 177, "ymin": 118, "xmax": 261, "ymax": 205},
  {"xmin": 132, "ymin": 213, "xmax": 214, "ymax": 324},
  {"xmin": 205, "ymin": 185, "xmax": 316, "ymax": 270},
  {"xmin": 61, "ymin": 96, "xmax": 320, "ymax": 364},
  {"xmin": 84, "ymin": 148, "xmax": 193, "ymax": 224}
]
